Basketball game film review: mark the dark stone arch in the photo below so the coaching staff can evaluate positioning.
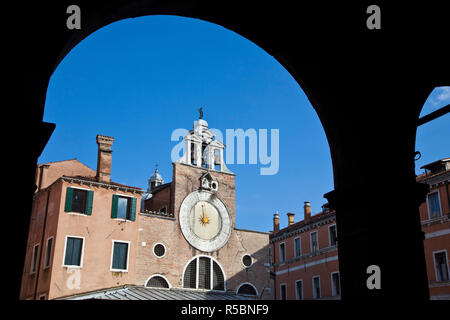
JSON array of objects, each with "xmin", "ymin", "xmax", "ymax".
[{"xmin": 14, "ymin": 1, "xmax": 450, "ymax": 300}]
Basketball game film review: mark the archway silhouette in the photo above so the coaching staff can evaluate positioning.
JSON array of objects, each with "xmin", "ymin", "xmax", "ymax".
[{"xmin": 16, "ymin": 1, "xmax": 450, "ymax": 301}]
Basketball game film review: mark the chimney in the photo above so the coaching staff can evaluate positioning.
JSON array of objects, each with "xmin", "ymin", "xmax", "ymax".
[
  {"xmin": 37, "ymin": 164, "xmax": 50, "ymax": 192},
  {"xmin": 287, "ymin": 212, "xmax": 295, "ymax": 226},
  {"xmin": 273, "ymin": 212, "xmax": 280, "ymax": 233},
  {"xmin": 96, "ymin": 135, "xmax": 114, "ymax": 183},
  {"xmin": 304, "ymin": 201, "xmax": 311, "ymax": 222}
]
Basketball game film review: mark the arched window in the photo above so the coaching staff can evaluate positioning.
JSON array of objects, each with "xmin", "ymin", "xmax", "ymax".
[
  {"xmin": 237, "ymin": 283, "xmax": 258, "ymax": 296},
  {"xmin": 183, "ymin": 256, "xmax": 225, "ymax": 291},
  {"xmin": 146, "ymin": 275, "xmax": 170, "ymax": 288}
]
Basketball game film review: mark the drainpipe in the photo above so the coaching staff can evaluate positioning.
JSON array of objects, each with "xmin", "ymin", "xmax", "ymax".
[{"xmin": 33, "ymin": 188, "xmax": 50, "ymax": 300}]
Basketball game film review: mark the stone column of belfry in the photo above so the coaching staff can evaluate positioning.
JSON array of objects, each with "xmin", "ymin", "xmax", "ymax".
[
  {"xmin": 96, "ymin": 134, "xmax": 114, "ymax": 183},
  {"xmin": 196, "ymin": 143, "xmax": 202, "ymax": 167},
  {"xmin": 219, "ymin": 148, "xmax": 225, "ymax": 171},
  {"xmin": 185, "ymin": 137, "xmax": 191, "ymax": 165},
  {"xmin": 208, "ymin": 147, "xmax": 214, "ymax": 169}
]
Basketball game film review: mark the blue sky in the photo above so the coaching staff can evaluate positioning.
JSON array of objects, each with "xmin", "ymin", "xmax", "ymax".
[{"xmin": 40, "ymin": 15, "xmax": 449, "ymax": 232}]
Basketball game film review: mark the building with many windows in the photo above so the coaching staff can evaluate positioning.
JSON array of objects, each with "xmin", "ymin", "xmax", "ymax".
[
  {"xmin": 270, "ymin": 158, "xmax": 450, "ymax": 300},
  {"xmin": 270, "ymin": 203, "xmax": 339, "ymax": 300},
  {"xmin": 20, "ymin": 116, "xmax": 272, "ymax": 300},
  {"xmin": 417, "ymin": 158, "xmax": 450, "ymax": 299}
]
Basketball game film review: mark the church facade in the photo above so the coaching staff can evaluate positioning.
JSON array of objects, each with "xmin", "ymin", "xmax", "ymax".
[{"xmin": 20, "ymin": 116, "xmax": 272, "ymax": 300}]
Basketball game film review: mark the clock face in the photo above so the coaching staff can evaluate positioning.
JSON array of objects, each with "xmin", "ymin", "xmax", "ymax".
[
  {"xmin": 179, "ymin": 191, "xmax": 232, "ymax": 252},
  {"xmin": 189, "ymin": 201, "xmax": 222, "ymax": 240}
]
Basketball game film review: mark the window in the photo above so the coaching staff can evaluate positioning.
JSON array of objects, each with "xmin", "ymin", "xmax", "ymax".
[
  {"xmin": 242, "ymin": 255, "xmax": 253, "ymax": 267},
  {"xmin": 329, "ymin": 225, "xmax": 337, "ymax": 246},
  {"xmin": 312, "ymin": 276, "xmax": 321, "ymax": 299},
  {"xmin": 434, "ymin": 251, "xmax": 449, "ymax": 282},
  {"xmin": 237, "ymin": 283, "xmax": 257, "ymax": 296},
  {"xmin": 294, "ymin": 237, "xmax": 301, "ymax": 257},
  {"xmin": 31, "ymin": 244, "xmax": 39, "ymax": 274},
  {"xmin": 63, "ymin": 237, "xmax": 83, "ymax": 267},
  {"xmin": 190, "ymin": 143, "xmax": 197, "ymax": 165},
  {"xmin": 153, "ymin": 243, "xmax": 166, "ymax": 258},
  {"xmin": 201, "ymin": 145, "xmax": 208, "ymax": 168},
  {"xmin": 44, "ymin": 237, "xmax": 53, "ymax": 269},
  {"xmin": 428, "ymin": 192, "xmax": 442, "ymax": 219},
  {"xmin": 280, "ymin": 284, "xmax": 287, "ymax": 300},
  {"xmin": 279, "ymin": 243, "xmax": 286, "ymax": 263},
  {"xmin": 214, "ymin": 149, "xmax": 221, "ymax": 171},
  {"xmin": 111, "ymin": 241, "xmax": 129, "ymax": 271},
  {"xmin": 111, "ymin": 195, "xmax": 136, "ymax": 221},
  {"xmin": 310, "ymin": 232, "xmax": 318, "ymax": 255},
  {"xmin": 146, "ymin": 275, "xmax": 170, "ymax": 288},
  {"xmin": 183, "ymin": 256, "xmax": 225, "ymax": 291},
  {"xmin": 198, "ymin": 257, "xmax": 211, "ymax": 289},
  {"xmin": 64, "ymin": 187, "xmax": 93, "ymax": 215},
  {"xmin": 295, "ymin": 280, "xmax": 303, "ymax": 300},
  {"xmin": 331, "ymin": 272, "xmax": 341, "ymax": 296}
]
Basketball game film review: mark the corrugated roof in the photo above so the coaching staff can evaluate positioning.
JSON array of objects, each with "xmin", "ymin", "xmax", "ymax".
[{"xmin": 62, "ymin": 286, "xmax": 255, "ymax": 300}]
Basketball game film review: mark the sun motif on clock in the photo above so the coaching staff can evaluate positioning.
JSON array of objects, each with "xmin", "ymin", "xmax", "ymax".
[{"xmin": 199, "ymin": 204, "xmax": 210, "ymax": 226}]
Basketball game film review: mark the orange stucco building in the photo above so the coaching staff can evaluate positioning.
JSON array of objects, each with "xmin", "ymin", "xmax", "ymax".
[
  {"xmin": 21, "ymin": 117, "xmax": 272, "ymax": 300},
  {"xmin": 20, "ymin": 136, "xmax": 143, "ymax": 300},
  {"xmin": 270, "ymin": 158, "xmax": 450, "ymax": 300}
]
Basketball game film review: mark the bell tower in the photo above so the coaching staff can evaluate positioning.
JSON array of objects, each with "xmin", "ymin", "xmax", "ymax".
[
  {"xmin": 176, "ymin": 111, "xmax": 232, "ymax": 174},
  {"xmin": 172, "ymin": 111, "xmax": 236, "ymax": 227}
]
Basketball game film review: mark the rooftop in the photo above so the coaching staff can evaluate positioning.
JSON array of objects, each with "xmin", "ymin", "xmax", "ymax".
[
  {"xmin": 59, "ymin": 285, "xmax": 255, "ymax": 300},
  {"xmin": 62, "ymin": 175, "xmax": 142, "ymax": 191},
  {"xmin": 271, "ymin": 209, "xmax": 335, "ymax": 238}
]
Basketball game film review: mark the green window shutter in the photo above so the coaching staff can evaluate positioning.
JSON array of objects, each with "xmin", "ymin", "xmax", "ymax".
[
  {"xmin": 112, "ymin": 242, "xmax": 128, "ymax": 270},
  {"xmin": 129, "ymin": 197, "xmax": 137, "ymax": 221},
  {"xmin": 64, "ymin": 187, "xmax": 73, "ymax": 212},
  {"xmin": 85, "ymin": 190, "xmax": 94, "ymax": 215},
  {"xmin": 111, "ymin": 195, "xmax": 118, "ymax": 219}
]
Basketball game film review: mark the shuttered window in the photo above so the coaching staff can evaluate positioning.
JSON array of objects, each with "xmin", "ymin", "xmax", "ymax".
[
  {"xmin": 147, "ymin": 276, "xmax": 169, "ymax": 288},
  {"xmin": 64, "ymin": 187, "xmax": 93, "ymax": 215},
  {"xmin": 183, "ymin": 259, "xmax": 197, "ymax": 289},
  {"xmin": 198, "ymin": 257, "xmax": 211, "ymax": 289},
  {"xmin": 313, "ymin": 276, "xmax": 321, "ymax": 299},
  {"xmin": 111, "ymin": 195, "xmax": 136, "ymax": 221},
  {"xmin": 280, "ymin": 284, "xmax": 287, "ymax": 300},
  {"xmin": 428, "ymin": 192, "xmax": 442, "ymax": 218},
  {"xmin": 212, "ymin": 260, "xmax": 224, "ymax": 290},
  {"xmin": 111, "ymin": 241, "xmax": 129, "ymax": 271},
  {"xmin": 64, "ymin": 237, "xmax": 83, "ymax": 266},
  {"xmin": 31, "ymin": 244, "xmax": 39, "ymax": 273},
  {"xmin": 44, "ymin": 238, "xmax": 53, "ymax": 268},
  {"xmin": 183, "ymin": 257, "xmax": 225, "ymax": 291}
]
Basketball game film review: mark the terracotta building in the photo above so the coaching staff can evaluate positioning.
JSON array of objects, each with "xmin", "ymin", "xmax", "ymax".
[
  {"xmin": 416, "ymin": 158, "xmax": 450, "ymax": 299},
  {"xmin": 270, "ymin": 158, "xmax": 450, "ymax": 300},
  {"xmin": 20, "ymin": 135, "xmax": 144, "ymax": 300},
  {"xmin": 270, "ymin": 203, "xmax": 339, "ymax": 300},
  {"xmin": 20, "ymin": 116, "xmax": 272, "ymax": 300}
]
